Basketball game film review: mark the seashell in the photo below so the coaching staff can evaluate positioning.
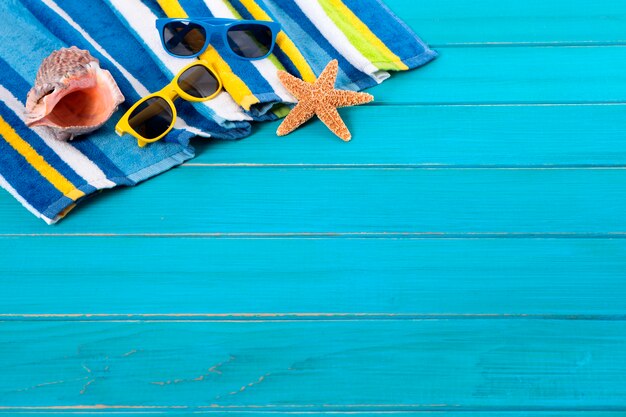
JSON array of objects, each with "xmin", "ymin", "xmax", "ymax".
[{"xmin": 25, "ymin": 47, "xmax": 124, "ymax": 141}]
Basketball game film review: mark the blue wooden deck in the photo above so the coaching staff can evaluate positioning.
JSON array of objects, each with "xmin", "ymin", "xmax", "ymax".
[{"xmin": 1, "ymin": 1, "xmax": 626, "ymax": 415}]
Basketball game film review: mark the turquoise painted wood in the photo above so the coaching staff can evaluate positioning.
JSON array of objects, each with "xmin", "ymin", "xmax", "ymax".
[
  {"xmin": 1, "ymin": 238, "xmax": 625, "ymax": 315},
  {"xmin": 1, "ymin": 321, "xmax": 625, "ymax": 408},
  {"xmin": 0, "ymin": 412, "xmax": 623, "ymax": 417},
  {"xmin": 191, "ymin": 104, "xmax": 626, "ymax": 166},
  {"xmin": 4, "ymin": 168, "xmax": 626, "ymax": 234},
  {"xmin": 6, "ymin": 414, "xmax": 626, "ymax": 417},
  {"xmin": 1, "ymin": 1, "xmax": 626, "ymax": 416},
  {"xmin": 7, "ymin": 414, "xmax": 626, "ymax": 417},
  {"xmin": 388, "ymin": 0, "xmax": 626, "ymax": 46},
  {"xmin": 374, "ymin": 46, "xmax": 626, "ymax": 104}
]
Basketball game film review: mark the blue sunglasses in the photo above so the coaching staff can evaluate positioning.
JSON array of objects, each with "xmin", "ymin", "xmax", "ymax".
[{"xmin": 156, "ymin": 17, "xmax": 281, "ymax": 60}]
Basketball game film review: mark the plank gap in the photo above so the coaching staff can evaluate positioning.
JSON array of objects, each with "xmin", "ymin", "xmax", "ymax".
[
  {"xmin": 2, "ymin": 405, "xmax": 626, "ymax": 412},
  {"xmin": 433, "ymin": 41, "xmax": 626, "ymax": 48},
  {"xmin": 2, "ymin": 233, "xmax": 626, "ymax": 239},
  {"xmin": 1, "ymin": 314, "xmax": 625, "ymax": 322},
  {"xmin": 181, "ymin": 164, "xmax": 626, "ymax": 169}
]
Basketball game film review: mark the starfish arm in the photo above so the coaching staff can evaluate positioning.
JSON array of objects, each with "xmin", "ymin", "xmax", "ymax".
[
  {"xmin": 316, "ymin": 105, "xmax": 351, "ymax": 142},
  {"xmin": 316, "ymin": 59, "xmax": 339, "ymax": 91},
  {"xmin": 326, "ymin": 90, "xmax": 374, "ymax": 108},
  {"xmin": 276, "ymin": 102, "xmax": 316, "ymax": 136},
  {"xmin": 277, "ymin": 70, "xmax": 311, "ymax": 101}
]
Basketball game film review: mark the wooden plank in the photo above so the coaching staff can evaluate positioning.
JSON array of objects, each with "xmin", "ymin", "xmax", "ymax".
[
  {"xmin": 1, "ymin": 167, "xmax": 626, "ymax": 234},
  {"xmin": 372, "ymin": 46, "xmax": 626, "ymax": 105},
  {"xmin": 1, "ymin": 237, "xmax": 625, "ymax": 315},
  {"xmin": 388, "ymin": 0, "xmax": 626, "ymax": 46},
  {"xmin": 0, "ymin": 320, "xmax": 624, "ymax": 408},
  {"xmin": 190, "ymin": 104, "xmax": 626, "ymax": 166},
  {"xmin": 1, "ymin": 413, "xmax": 624, "ymax": 417}
]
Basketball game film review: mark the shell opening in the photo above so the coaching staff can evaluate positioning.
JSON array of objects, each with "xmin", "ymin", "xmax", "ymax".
[
  {"xmin": 25, "ymin": 56, "xmax": 125, "ymax": 141},
  {"xmin": 43, "ymin": 82, "xmax": 115, "ymax": 127}
]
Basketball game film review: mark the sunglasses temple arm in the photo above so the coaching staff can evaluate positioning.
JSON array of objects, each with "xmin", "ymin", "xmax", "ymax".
[{"xmin": 115, "ymin": 121, "xmax": 147, "ymax": 148}]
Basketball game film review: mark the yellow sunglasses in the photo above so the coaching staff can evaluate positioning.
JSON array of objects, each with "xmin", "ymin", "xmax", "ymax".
[{"xmin": 115, "ymin": 60, "xmax": 222, "ymax": 147}]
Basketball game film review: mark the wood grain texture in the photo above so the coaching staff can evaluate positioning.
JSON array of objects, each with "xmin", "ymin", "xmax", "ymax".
[
  {"xmin": 2, "ymin": 1, "xmax": 626, "ymax": 414},
  {"xmin": 374, "ymin": 46, "xmax": 626, "ymax": 105},
  {"xmin": 1, "ymin": 237, "xmax": 625, "ymax": 316},
  {"xmin": 4, "ymin": 414, "xmax": 626, "ymax": 417},
  {"xmin": 2, "ymin": 167, "xmax": 626, "ymax": 234},
  {"xmin": 388, "ymin": 0, "xmax": 626, "ymax": 46},
  {"xmin": 190, "ymin": 104, "xmax": 626, "ymax": 166},
  {"xmin": 0, "ymin": 321, "xmax": 625, "ymax": 408}
]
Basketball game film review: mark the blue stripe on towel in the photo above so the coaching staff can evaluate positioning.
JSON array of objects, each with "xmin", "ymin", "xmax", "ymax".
[
  {"xmin": 0, "ymin": 58, "xmax": 34, "ymax": 103},
  {"xmin": 0, "ymin": 129, "xmax": 64, "ymax": 214},
  {"xmin": 0, "ymin": 1, "xmax": 65, "ymax": 82}
]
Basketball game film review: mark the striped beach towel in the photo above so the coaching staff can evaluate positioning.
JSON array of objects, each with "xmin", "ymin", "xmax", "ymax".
[{"xmin": 0, "ymin": 0, "xmax": 436, "ymax": 223}]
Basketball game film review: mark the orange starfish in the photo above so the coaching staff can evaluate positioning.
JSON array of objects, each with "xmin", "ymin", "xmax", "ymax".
[{"xmin": 277, "ymin": 59, "xmax": 374, "ymax": 141}]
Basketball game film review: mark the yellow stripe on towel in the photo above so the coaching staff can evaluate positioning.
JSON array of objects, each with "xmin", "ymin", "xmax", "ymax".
[
  {"xmin": 239, "ymin": 0, "xmax": 317, "ymax": 82},
  {"xmin": 320, "ymin": 0, "xmax": 408, "ymax": 71},
  {"xmin": 0, "ymin": 115, "xmax": 84, "ymax": 200},
  {"xmin": 157, "ymin": 0, "xmax": 260, "ymax": 109}
]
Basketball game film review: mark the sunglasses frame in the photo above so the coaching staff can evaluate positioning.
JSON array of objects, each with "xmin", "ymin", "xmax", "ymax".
[
  {"xmin": 156, "ymin": 17, "xmax": 281, "ymax": 60},
  {"xmin": 115, "ymin": 60, "xmax": 222, "ymax": 147}
]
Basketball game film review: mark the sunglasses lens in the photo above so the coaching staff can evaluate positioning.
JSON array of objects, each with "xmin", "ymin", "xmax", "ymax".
[
  {"xmin": 227, "ymin": 23, "xmax": 273, "ymax": 59},
  {"xmin": 163, "ymin": 21, "xmax": 207, "ymax": 56},
  {"xmin": 178, "ymin": 65, "xmax": 220, "ymax": 99},
  {"xmin": 128, "ymin": 97, "xmax": 173, "ymax": 140}
]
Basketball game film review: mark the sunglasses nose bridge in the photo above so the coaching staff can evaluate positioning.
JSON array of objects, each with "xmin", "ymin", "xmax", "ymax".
[
  {"xmin": 203, "ymin": 26, "xmax": 223, "ymax": 49},
  {"xmin": 163, "ymin": 87, "xmax": 179, "ymax": 102}
]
